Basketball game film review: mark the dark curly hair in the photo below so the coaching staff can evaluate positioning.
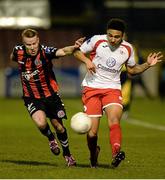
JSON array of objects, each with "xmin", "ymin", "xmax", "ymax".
[{"xmin": 107, "ymin": 18, "xmax": 126, "ymax": 33}]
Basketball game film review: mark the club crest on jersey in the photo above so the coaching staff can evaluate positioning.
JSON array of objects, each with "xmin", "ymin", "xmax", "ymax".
[
  {"xmin": 106, "ymin": 57, "xmax": 116, "ymax": 67},
  {"xmin": 57, "ymin": 110, "xmax": 65, "ymax": 118},
  {"xmin": 34, "ymin": 59, "xmax": 42, "ymax": 66}
]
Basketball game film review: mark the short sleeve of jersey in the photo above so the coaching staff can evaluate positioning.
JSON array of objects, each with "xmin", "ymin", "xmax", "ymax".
[
  {"xmin": 80, "ymin": 35, "xmax": 100, "ymax": 54},
  {"xmin": 126, "ymin": 45, "xmax": 136, "ymax": 67},
  {"xmin": 12, "ymin": 48, "xmax": 17, "ymax": 62},
  {"xmin": 42, "ymin": 46, "xmax": 58, "ymax": 60},
  {"xmin": 12, "ymin": 45, "xmax": 23, "ymax": 62}
]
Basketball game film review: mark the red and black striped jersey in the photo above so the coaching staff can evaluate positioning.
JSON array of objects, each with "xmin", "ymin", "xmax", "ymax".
[{"xmin": 12, "ymin": 44, "xmax": 60, "ymax": 99}]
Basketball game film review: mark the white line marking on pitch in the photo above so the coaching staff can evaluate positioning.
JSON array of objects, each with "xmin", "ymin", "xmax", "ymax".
[{"xmin": 123, "ymin": 118, "xmax": 165, "ymax": 131}]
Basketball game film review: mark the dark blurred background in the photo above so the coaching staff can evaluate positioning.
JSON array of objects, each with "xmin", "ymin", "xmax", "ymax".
[{"xmin": 0, "ymin": 0, "xmax": 165, "ymax": 98}]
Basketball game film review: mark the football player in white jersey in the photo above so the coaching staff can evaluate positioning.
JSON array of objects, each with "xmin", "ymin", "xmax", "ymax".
[{"xmin": 74, "ymin": 18, "xmax": 163, "ymax": 168}]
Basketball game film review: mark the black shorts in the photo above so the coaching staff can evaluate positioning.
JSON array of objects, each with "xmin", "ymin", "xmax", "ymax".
[{"xmin": 23, "ymin": 93, "xmax": 67, "ymax": 120}]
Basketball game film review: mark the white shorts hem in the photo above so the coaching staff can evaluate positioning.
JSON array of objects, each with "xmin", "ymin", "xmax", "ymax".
[{"xmin": 103, "ymin": 103, "xmax": 123, "ymax": 109}]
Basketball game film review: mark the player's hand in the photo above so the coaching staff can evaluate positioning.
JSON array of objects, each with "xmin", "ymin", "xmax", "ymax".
[
  {"xmin": 86, "ymin": 61, "xmax": 96, "ymax": 74},
  {"xmin": 147, "ymin": 52, "xmax": 163, "ymax": 66},
  {"xmin": 74, "ymin": 37, "xmax": 86, "ymax": 48}
]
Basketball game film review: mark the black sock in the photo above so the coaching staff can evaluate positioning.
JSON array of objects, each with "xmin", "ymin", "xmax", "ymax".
[
  {"xmin": 87, "ymin": 134, "xmax": 98, "ymax": 158},
  {"xmin": 39, "ymin": 123, "xmax": 54, "ymax": 141},
  {"xmin": 56, "ymin": 128, "xmax": 70, "ymax": 156}
]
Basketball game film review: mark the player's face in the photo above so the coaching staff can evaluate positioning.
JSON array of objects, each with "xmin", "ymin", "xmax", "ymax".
[
  {"xmin": 107, "ymin": 29, "xmax": 123, "ymax": 47},
  {"xmin": 23, "ymin": 35, "xmax": 39, "ymax": 56}
]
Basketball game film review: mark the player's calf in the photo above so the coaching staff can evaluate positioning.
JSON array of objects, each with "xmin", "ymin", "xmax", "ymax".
[{"xmin": 90, "ymin": 146, "xmax": 100, "ymax": 168}]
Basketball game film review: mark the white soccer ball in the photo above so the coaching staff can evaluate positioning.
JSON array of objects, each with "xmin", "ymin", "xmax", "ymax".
[{"xmin": 70, "ymin": 112, "xmax": 92, "ymax": 134}]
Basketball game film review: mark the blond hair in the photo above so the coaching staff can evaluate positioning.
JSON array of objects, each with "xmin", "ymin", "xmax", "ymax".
[{"xmin": 21, "ymin": 28, "xmax": 38, "ymax": 38}]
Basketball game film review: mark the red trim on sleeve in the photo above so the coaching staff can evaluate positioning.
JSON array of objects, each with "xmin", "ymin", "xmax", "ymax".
[
  {"xmin": 90, "ymin": 40, "xmax": 108, "ymax": 61},
  {"xmin": 120, "ymin": 44, "xmax": 131, "ymax": 59}
]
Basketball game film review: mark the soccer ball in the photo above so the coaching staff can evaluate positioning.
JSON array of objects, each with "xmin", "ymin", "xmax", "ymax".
[{"xmin": 70, "ymin": 112, "xmax": 92, "ymax": 134}]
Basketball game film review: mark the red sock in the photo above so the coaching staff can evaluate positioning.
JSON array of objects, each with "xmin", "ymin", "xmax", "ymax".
[{"xmin": 110, "ymin": 124, "xmax": 122, "ymax": 157}]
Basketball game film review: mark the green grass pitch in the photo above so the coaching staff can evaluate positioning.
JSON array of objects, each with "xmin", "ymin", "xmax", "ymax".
[{"xmin": 0, "ymin": 97, "xmax": 165, "ymax": 179}]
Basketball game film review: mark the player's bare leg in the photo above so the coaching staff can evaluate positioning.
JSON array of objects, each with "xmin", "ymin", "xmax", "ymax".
[{"xmin": 32, "ymin": 110, "xmax": 60, "ymax": 155}]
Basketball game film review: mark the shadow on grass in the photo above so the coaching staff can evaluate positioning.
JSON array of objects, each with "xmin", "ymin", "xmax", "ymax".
[
  {"xmin": 2, "ymin": 160, "xmax": 114, "ymax": 169},
  {"xmin": 1, "ymin": 159, "xmax": 57, "ymax": 166}
]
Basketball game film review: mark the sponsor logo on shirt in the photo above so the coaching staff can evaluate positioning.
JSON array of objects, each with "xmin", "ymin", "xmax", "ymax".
[
  {"xmin": 96, "ymin": 57, "xmax": 119, "ymax": 73},
  {"xmin": 22, "ymin": 70, "xmax": 39, "ymax": 81},
  {"xmin": 106, "ymin": 57, "xmax": 116, "ymax": 67},
  {"xmin": 97, "ymin": 64, "xmax": 119, "ymax": 73}
]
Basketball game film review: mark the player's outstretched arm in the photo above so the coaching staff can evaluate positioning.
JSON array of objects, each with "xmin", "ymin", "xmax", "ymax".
[
  {"xmin": 74, "ymin": 49, "xmax": 96, "ymax": 74},
  {"xmin": 127, "ymin": 52, "xmax": 163, "ymax": 75},
  {"xmin": 56, "ymin": 37, "xmax": 85, "ymax": 57}
]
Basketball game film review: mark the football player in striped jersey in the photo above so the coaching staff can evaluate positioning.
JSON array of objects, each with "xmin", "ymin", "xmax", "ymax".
[{"xmin": 10, "ymin": 28, "xmax": 84, "ymax": 167}]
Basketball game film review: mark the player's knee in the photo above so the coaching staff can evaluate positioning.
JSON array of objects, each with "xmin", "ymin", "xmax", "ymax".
[
  {"xmin": 52, "ymin": 121, "xmax": 64, "ymax": 133},
  {"xmin": 55, "ymin": 125, "xmax": 64, "ymax": 133},
  {"xmin": 37, "ymin": 122, "xmax": 47, "ymax": 130},
  {"xmin": 109, "ymin": 117, "xmax": 120, "ymax": 127},
  {"xmin": 88, "ymin": 130, "xmax": 97, "ymax": 137}
]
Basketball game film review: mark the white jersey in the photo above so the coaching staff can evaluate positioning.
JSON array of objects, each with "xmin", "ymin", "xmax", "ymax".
[{"xmin": 80, "ymin": 35, "xmax": 136, "ymax": 90}]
